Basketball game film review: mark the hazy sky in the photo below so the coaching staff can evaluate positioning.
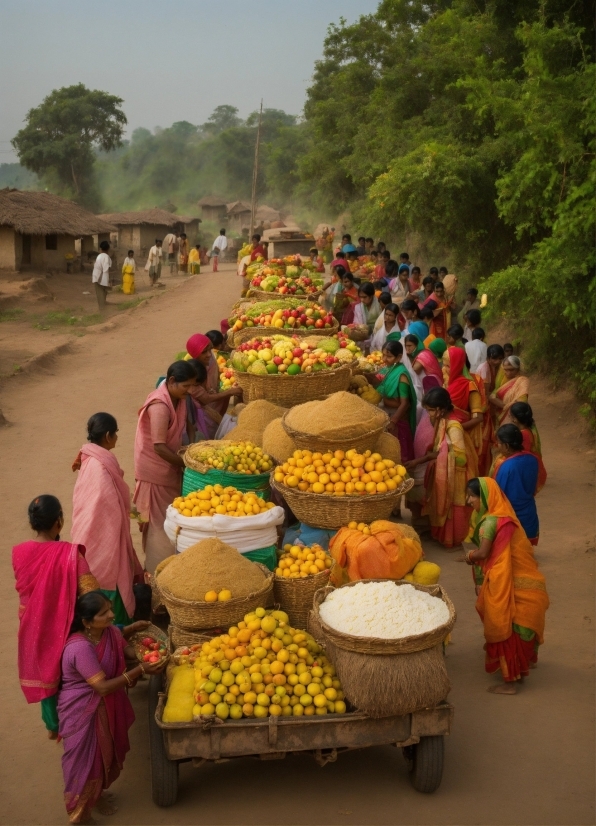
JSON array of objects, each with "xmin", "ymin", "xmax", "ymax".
[{"xmin": 0, "ymin": 0, "xmax": 379, "ymax": 163}]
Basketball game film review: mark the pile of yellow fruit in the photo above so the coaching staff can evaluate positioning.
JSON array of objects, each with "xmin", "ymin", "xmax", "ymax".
[
  {"xmin": 404, "ymin": 560, "xmax": 442, "ymax": 585},
  {"xmin": 165, "ymin": 608, "xmax": 347, "ymax": 721},
  {"xmin": 276, "ymin": 544, "xmax": 333, "ymax": 578},
  {"xmin": 186, "ymin": 441, "xmax": 272, "ymax": 474},
  {"xmin": 204, "ymin": 588, "xmax": 233, "ymax": 602},
  {"xmin": 273, "ymin": 449, "xmax": 408, "ymax": 496},
  {"xmin": 172, "ymin": 485, "xmax": 276, "ymax": 517}
]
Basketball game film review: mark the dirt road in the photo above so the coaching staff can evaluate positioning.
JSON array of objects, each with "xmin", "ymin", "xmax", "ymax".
[{"xmin": 1, "ymin": 264, "xmax": 593, "ymax": 825}]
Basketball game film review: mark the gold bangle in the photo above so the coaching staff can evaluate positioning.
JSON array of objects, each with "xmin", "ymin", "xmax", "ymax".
[{"xmin": 122, "ymin": 670, "xmax": 132, "ymax": 687}]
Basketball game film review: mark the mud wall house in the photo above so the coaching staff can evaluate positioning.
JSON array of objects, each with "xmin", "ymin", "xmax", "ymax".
[
  {"xmin": 97, "ymin": 209, "xmax": 188, "ymax": 258},
  {"xmin": 0, "ymin": 188, "xmax": 116, "ymax": 272},
  {"xmin": 177, "ymin": 215, "xmax": 202, "ymax": 245},
  {"xmin": 198, "ymin": 196, "xmax": 227, "ymax": 225},
  {"xmin": 226, "ymin": 201, "xmax": 252, "ymax": 234}
]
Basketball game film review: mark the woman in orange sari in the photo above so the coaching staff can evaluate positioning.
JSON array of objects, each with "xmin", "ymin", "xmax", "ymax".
[
  {"xmin": 464, "ymin": 477, "xmax": 549, "ymax": 694},
  {"xmin": 489, "ymin": 355, "xmax": 529, "ymax": 428},
  {"xmin": 444, "ymin": 347, "xmax": 486, "ymax": 469},
  {"xmin": 408, "ymin": 387, "xmax": 478, "ymax": 547}
]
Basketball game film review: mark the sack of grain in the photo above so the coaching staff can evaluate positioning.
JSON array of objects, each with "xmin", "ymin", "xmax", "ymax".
[
  {"xmin": 262, "ymin": 417, "xmax": 297, "ymax": 463},
  {"xmin": 156, "ymin": 538, "xmax": 274, "ymax": 630},
  {"xmin": 283, "ymin": 392, "xmax": 387, "ymax": 446},
  {"xmin": 373, "ymin": 431, "xmax": 401, "ymax": 464},
  {"xmin": 164, "ymin": 504, "xmax": 285, "ymax": 554},
  {"xmin": 311, "ymin": 580, "xmax": 455, "ymax": 717}
]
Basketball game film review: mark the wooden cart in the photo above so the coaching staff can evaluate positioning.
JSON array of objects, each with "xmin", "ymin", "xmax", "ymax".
[{"xmin": 148, "ymin": 674, "xmax": 454, "ymax": 807}]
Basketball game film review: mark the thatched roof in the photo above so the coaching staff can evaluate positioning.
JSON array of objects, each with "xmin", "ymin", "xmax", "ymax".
[
  {"xmin": 177, "ymin": 214, "xmax": 202, "ymax": 224},
  {"xmin": 0, "ymin": 189, "xmax": 116, "ymax": 236},
  {"xmin": 98, "ymin": 208, "xmax": 183, "ymax": 227},
  {"xmin": 227, "ymin": 201, "xmax": 251, "ymax": 215},
  {"xmin": 198, "ymin": 196, "xmax": 227, "ymax": 207},
  {"xmin": 256, "ymin": 204, "xmax": 281, "ymax": 221}
]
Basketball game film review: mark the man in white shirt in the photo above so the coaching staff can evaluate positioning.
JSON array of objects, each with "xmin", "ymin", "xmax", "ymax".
[
  {"xmin": 145, "ymin": 239, "xmax": 163, "ymax": 287},
  {"xmin": 212, "ymin": 229, "xmax": 228, "ymax": 262},
  {"xmin": 92, "ymin": 240, "xmax": 112, "ymax": 310},
  {"xmin": 465, "ymin": 327, "xmax": 488, "ymax": 374}
]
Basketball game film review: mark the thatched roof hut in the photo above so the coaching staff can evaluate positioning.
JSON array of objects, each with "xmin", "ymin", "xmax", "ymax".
[
  {"xmin": 97, "ymin": 208, "xmax": 202, "ymax": 256},
  {"xmin": 0, "ymin": 188, "xmax": 115, "ymax": 272},
  {"xmin": 0, "ymin": 188, "xmax": 116, "ymax": 236},
  {"xmin": 98, "ymin": 208, "xmax": 181, "ymax": 227},
  {"xmin": 197, "ymin": 195, "xmax": 227, "ymax": 223}
]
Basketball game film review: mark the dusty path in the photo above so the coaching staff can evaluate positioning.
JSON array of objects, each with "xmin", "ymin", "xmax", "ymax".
[{"xmin": 0, "ymin": 264, "xmax": 593, "ymax": 825}]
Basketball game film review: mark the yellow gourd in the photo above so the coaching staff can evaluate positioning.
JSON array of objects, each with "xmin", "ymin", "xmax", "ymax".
[{"xmin": 162, "ymin": 665, "xmax": 196, "ymax": 723}]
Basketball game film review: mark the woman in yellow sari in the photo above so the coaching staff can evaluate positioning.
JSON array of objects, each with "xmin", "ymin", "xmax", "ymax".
[
  {"xmin": 407, "ymin": 387, "xmax": 478, "ymax": 547},
  {"xmin": 489, "ymin": 356, "xmax": 529, "ymax": 428},
  {"xmin": 464, "ymin": 477, "xmax": 549, "ymax": 694}
]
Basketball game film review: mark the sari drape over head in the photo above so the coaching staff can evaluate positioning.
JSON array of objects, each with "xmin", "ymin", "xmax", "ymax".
[
  {"xmin": 72, "ymin": 444, "xmax": 143, "ymax": 618},
  {"xmin": 58, "ymin": 626, "xmax": 134, "ymax": 822},
  {"xmin": 494, "ymin": 375, "xmax": 529, "ymax": 426}
]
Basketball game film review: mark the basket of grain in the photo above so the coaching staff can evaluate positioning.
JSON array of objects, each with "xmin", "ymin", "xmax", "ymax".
[
  {"xmin": 271, "ymin": 475, "xmax": 414, "ymax": 530},
  {"xmin": 311, "ymin": 580, "xmax": 455, "ymax": 717},
  {"xmin": 262, "ymin": 417, "xmax": 297, "ymax": 463},
  {"xmin": 233, "ymin": 364, "xmax": 352, "ymax": 407},
  {"xmin": 156, "ymin": 538, "xmax": 274, "ymax": 630},
  {"xmin": 281, "ymin": 392, "xmax": 389, "ymax": 453},
  {"xmin": 229, "ymin": 320, "xmax": 339, "ymax": 348},
  {"xmin": 221, "ymin": 399, "xmax": 287, "ymax": 448}
]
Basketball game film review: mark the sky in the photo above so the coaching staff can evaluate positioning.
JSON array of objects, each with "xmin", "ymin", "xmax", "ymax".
[{"xmin": 0, "ymin": 0, "xmax": 379, "ymax": 163}]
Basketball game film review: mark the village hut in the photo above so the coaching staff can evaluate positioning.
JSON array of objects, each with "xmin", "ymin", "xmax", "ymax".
[
  {"xmin": 177, "ymin": 215, "xmax": 202, "ymax": 244},
  {"xmin": 98, "ymin": 208, "xmax": 192, "ymax": 258},
  {"xmin": 226, "ymin": 201, "xmax": 252, "ymax": 234},
  {"xmin": 0, "ymin": 189, "xmax": 116, "ymax": 272},
  {"xmin": 198, "ymin": 196, "xmax": 227, "ymax": 224}
]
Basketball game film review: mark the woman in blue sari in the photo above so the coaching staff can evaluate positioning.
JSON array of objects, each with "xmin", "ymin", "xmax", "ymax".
[{"xmin": 490, "ymin": 424, "xmax": 546, "ymax": 545}]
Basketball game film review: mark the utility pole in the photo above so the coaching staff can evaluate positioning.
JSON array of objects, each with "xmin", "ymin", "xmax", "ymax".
[{"xmin": 249, "ymin": 99, "xmax": 263, "ymax": 239}]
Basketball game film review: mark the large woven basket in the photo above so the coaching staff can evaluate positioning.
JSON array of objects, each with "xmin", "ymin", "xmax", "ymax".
[
  {"xmin": 248, "ymin": 288, "xmax": 323, "ymax": 303},
  {"xmin": 271, "ymin": 476, "xmax": 414, "ymax": 530},
  {"xmin": 157, "ymin": 562, "xmax": 274, "ymax": 631},
  {"xmin": 233, "ymin": 365, "xmax": 352, "ymax": 406},
  {"xmin": 182, "ymin": 441, "xmax": 271, "ymax": 495},
  {"xmin": 169, "ymin": 626, "xmax": 212, "ymax": 651},
  {"xmin": 229, "ymin": 319, "xmax": 339, "ymax": 348},
  {"xmin": 273, "ymin": 567, "xmax": 333, "ymax": 631},
  {"xmin": 313, "ymin": 581, "xmax": 456, "ymax": 655},
  {"xmin": 281, "ymin": 409, "xmax": 388, "ymax": 453},
  {"xmin": 310, "ymin": 581, "xmax": 455, "ymax": 717}
]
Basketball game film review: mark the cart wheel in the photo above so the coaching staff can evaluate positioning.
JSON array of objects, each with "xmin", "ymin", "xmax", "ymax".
[
  {"xmin": 148, "ymin": 673, "xmax": 179, "ymax": 807},
  {"xmin": 404, "ymin": 735, "xmax": 444, "ymax": 793}
]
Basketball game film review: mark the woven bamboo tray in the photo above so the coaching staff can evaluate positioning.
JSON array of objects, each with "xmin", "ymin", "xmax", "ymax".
[
  {"xmin": 229, "ymin": 319, "xmax": 339, "ymax": 348},
  {"xmin": 281, "ymin": 409, "xmax": 388, "ymax": 453},
  {"xmin": 157, "ymin": 563, "xmax": 274, "ymax": 631},
  {"xmin": 312, "ymin": 581, "xmax": 456, "ymax": 655},
  {"xmin": 248, "ymin": 288, "xmax": 323, "ymax": 303},
  {"xmin": 273, "ymin": 567, "xmax": 332, "ymax": 631},
  {"xmin": 233, "ymin": 364, "xmax": 352, "ymax": 406},
  {"xmin": 271, "ymin": 476, "xmax": 414, "ymax": 530}
]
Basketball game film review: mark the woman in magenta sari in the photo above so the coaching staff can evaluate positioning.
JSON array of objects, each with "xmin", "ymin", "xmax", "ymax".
[
  {"xmin": 12, "ymin": 495, "xmax": 99, "ymax": 737},
  {"xmin": 72, "ymin": 413, "xmax": 144, "ymax": 625},
  {"xmin": 58, "ymin": 591, "xmax": 166, "ymax": 823},
  {"xmin": 404, "ymin": 334, "xmax": 444, "ymax": 388},
  {"xmin": 133, "ymin": 360, "xmax": 197, "ymax": 574}
]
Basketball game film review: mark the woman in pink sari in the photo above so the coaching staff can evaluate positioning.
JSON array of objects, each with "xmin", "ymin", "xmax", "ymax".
[
  {"xmin": 489, "ymin": 356, "xmax": 529, "ymax": 429},
  {"xmin": 133, "ymin": 360, "xmax": 198, "ymax": 574},
  {"xmin": 72, "ymin": 413, "xmax": 144, "ymax": 625},
  {"xmin": 12, "ymin": 495, "xmax": 99, "ymax": 736},
  {"xmin": 58, "ymin": 591, "xmax": 166, "ymax": 823}
]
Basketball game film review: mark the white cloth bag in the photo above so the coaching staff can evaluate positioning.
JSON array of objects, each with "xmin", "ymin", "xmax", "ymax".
[{"xmin": 164, "ymin": 504, "xmax": 284, "ymax": 554}]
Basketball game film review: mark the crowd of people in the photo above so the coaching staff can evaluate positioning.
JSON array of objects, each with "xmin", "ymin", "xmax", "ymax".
[{"xmin": 12, "ymin": 233, "xmax": 549, "ymax": 822}]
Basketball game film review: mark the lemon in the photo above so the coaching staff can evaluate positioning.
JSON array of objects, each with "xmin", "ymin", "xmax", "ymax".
[
  {"xmin": 204, "ymin": 590, "xmax": 218, "ymax": 603},
  {"xmin": 253, "ymin": 704, "xmax": 268, "ymax": 718},
  {"xmin": 229, "ymin": 703, "xmax": 243, "ymax": 719},
  {"xmin": 200, "ymin": 703, "xmax": 215, "ymax": 715}
]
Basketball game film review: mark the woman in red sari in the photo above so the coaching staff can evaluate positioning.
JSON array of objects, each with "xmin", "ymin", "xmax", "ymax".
[
  {"xmin": 444, "ymin": 346, "xmax": 485, "ymax": 463},
  {"xmin": 489, "ymin": 355, "xmax": 529, "ymax": 428},
  {"xmin": 12, "ymin": 495, "xmax": 99, "ymax": 737},
  {"xmin": 419, "ymin": 281, "xmax": 453, "ymax": 340},
  {"xmin": 133, "ymin": 360, "xmax": 197, "ymax": 574},
  {"xmin": 464, "ymin": 477, "xmax": 549, "ymax": 694},
  {"xmin": 510, "ymin": 401, "xmax": 543, "ymax": 456},
  {"xmin": 407, "ymin": 387, "xmax": 478, "ymax": 547},
  {"xmin": 58, "ymin": 591, "xmax": 166, "ymax": 823}
]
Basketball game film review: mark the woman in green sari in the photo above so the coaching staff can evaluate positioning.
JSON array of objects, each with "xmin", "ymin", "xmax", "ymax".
[{"xmin": 366, "ymin": 336, "xmax": 418, "ymax": 461}]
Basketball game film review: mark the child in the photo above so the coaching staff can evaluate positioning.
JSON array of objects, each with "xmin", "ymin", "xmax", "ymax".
[
  {"xmin": 188, "ymin": 244, "xmax": 201, "ymax": 275},
  {"xmin": 211, "ymin": 246, "xmax": 220, "ymax": 272},
  {"xmin": 121, "ymin": 250, "xmax": 135, "ymax": 294}
]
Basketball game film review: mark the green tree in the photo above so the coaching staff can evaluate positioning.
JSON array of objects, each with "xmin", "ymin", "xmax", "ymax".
[
  {"xmin": 201, "ymin": 105, "xmax": 243, "ymax": 136},
  {"xmin": 12, "ymin": 83, "xmax": 126, "ymax": 208}
]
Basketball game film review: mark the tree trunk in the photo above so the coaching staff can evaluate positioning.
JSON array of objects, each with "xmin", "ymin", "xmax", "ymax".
[{"xmin": 71, "ymin": 163, "xmax": 80, "ymax": 195}]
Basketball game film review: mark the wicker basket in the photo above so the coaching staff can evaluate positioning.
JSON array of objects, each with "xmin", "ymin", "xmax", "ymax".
[
  {"xmin": 271, "ymin": 476, "xmax": 414, "ymax": 530},
  {"xmin": 169, "ymin": 626, "xmax": 212, "ymax": 651},
  {"xmin": 229, "ymin": 319, "xmax": 339, "ymax": 348},
  {"xmin": 310, "ymin": 581, "xmax": 455, "ymax": 718},
  {"xmin": 233, "ymin": 365, "xmax": 352, "ymax": 406},
  {"xmin": 129, "ymin": 623, "xmax": 169, "ymax": 663},
  {"xmin": 281, "ymin": 409, "xmax": 388, "ymax": 453},
  {"xmin": 313, "ymin": 581, "xmax": 456, "ymax": 655},
  {"xmin": 157, "ymin": 563, "xmax": 274, "ymax": 631},
  {"xmin": 273, "ymin": 567, "xmax": 332, "ymax": 630},
  {"xmin": 248, "ymin": 288, "xmax": 323, "ymax": 303},
  {"xmin": 182, "ymin": 441, "xmax": 271, "ymax": 493}
]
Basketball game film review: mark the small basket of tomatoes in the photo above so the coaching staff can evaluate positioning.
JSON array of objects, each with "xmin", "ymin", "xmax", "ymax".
[{"xmin": 130, "ymin": 623, "xmax": 170, "ymax": 665}]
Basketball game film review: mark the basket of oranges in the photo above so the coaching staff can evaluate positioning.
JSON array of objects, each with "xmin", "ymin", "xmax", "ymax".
[
  {"xmin": 271, "ymin": 448, "xmax": 414, "ymax": 530},
  {"xmin": 273, "ymin": 543, "xmax": 334, "ymax": 629}
]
